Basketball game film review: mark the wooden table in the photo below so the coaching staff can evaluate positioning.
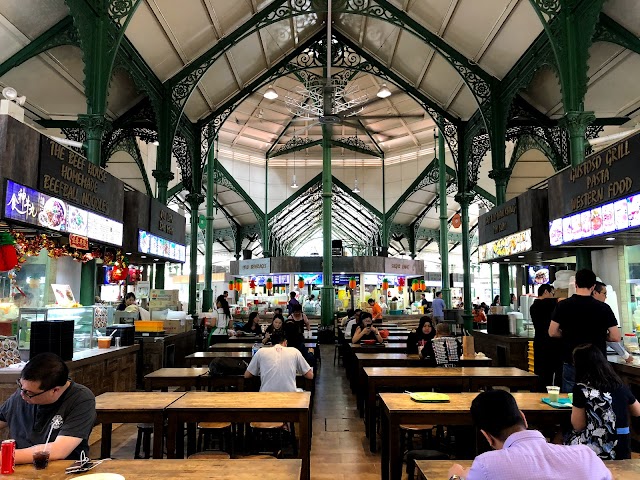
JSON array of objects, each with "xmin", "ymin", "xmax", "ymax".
[
  {"xmin": 364, "ymin": 367, "xmax": 537, "ymax": 451},
  {"xmin": 415, "ymin": 459, "xmax": 640, "ymax": 480},
  {"xmin": 380, "ymin": 392, "xmax": 570, "ymax": 480},
  {"xmin": 210, "ymin": 342, "xmax": 317, "ymax": 352},
  {"xmin": 95, "ymin": 392, "xmax": 185, "ymax": 459},
  {"xmin": 227, "ymin": 336, "xmax": 318, "ymax": 343},
  {"xmin": 166, "ymin": 391, "xmax": 311, "ymax": 480},
  {"xmin": 10, "ymin": 459, "xmax": 302, "ymax": 479},
  {"xmin": 353, "ymin": 353, "xmax": 493, "ymax": 411},
  {"xmin": 186, "ymin": 351, "xmax": 252, "ymax": 367}
]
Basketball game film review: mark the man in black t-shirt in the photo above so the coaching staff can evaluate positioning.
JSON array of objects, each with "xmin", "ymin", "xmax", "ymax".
[
  {"xmin": 549, "ymin": 269, "xmax": 620, "ymax": 393},
  {"xmin": 530, "ymin": 284, "xmax": 562, "ymax": 390}
]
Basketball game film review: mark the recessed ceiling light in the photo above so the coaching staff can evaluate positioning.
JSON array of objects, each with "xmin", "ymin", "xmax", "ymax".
[
  {"xmin": 606, "ymin": 237, "xmax": 615, "ymax": 241},
  {"xmin": 504, "ymin": 258, "xmax": 510, "ymax": 262},
  {"xmin": 263, "ymin": 85, "xmax": 278, "ymax": 100},
  {"xmin": 125, "ymin": 252, "xmax": 132, "ymax": 255},
  {"xmin": 153, "ymin": 259, "xmax": 159, "ymax": 262},
  {"xmin": 141, "ymin": 255, "xmax": 146, "ymax": 259},
  {"xmin": 376, "ymin": 83, "xmax": 391, "ymax": 98},
  {"xmin": 517, "ymin": 255, "xmax": 524, "ymax": 258}
]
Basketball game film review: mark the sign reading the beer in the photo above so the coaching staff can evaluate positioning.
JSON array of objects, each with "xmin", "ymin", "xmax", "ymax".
[
  {"xmin": 478, "ymin": 197, "xmax": 519, "ymax": 245},
  {"xmin": 149, "ymin": 200, "xmax": 186, "ymax": 244},
  {"xmin": 39, "ymin": 137, "xmax": 124, "ymax": 221},
  {"xmin": 239, "ymin": 258, "xmax": 271, "ymax": 275},
  {"xmin": 548, "ymin": 133, "xmax": 640, "ymax": 220},
  {"xmin": 4, "ymin": 180, "xmax": 123, "ymax": 246}
]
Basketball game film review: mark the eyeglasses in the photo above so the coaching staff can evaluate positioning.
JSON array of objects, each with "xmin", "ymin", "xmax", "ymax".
[{"xmin": 16, "ymin": 380, "xmax": 51, "ymax": 398}]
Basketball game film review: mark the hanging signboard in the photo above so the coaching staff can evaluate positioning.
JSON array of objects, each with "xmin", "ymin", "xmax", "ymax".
[
  {"xmin": 138, "ymin": 230, "xmax": 186, "ymax": 263},
  {"xmin": 478, "ymin": 197, "xmax": 519, "ymax": 245},
  {"xmin": 69, "ymin": 234, "xmax": 89, "ymax": 250},
  {"xmin": 239, "ymin": 258, "xmax": 271, "ymax": 275},
  {"xmin": 149, "ymin": 200, "xmax": 186, "ymax": 245},
  {"xmin": 478, "ymin": 229, "xmax": 532, "ymax": 262},
  {"xmin": 4, "ymin": 180, "xmax": 123, "ymax": 246},
  {"xmin": 39, "ymin": 137, "xmax": 124, "ymax": 221}
]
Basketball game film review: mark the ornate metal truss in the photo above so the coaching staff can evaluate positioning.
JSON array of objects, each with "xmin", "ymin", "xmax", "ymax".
[{"xmin": 108, "ymin": 136, "xmax": 153, "ymax": 196}]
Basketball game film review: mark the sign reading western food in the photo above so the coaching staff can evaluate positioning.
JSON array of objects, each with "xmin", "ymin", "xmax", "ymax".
[
  {"xmin": 548, "ymin": 133, "xmax": 640, "ymax": 221},
  {"xmin": 149, "ymin": 199, "xmax": 186, "ymax": 245},
  {"xmin": 4, "ymin": 180, "xmax": 123, "ymax": 246},
  {"xmin": 478, "ymin": 197, "xmax": 519, "ymax": 245},
  {"xmin": 39, "ymin": 137, "xmax": 124, "ymax": 221}
]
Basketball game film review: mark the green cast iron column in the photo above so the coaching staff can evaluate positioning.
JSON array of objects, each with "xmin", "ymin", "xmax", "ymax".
[
  {"xmin": 202, "ymin": 145, "xmax": 216, "ymax": 312},
  {"xmin": 80, "ymin": 260, "xmax": 96, "ymax": 306},
  {"xmin": 263, "ymin": 155, "xmax": 270, "ymax": 257},
  {"xmin": 321, "ymin": 124, "xmax": 334, "ymax": 326},
  {"xmin": 186, "ymin": 193, "xmax": 204, "ymax": 314},
  {"xmin": 456, "ymin": 192, "xmax": 474, "ymax": 332},
  {"xmin": 490, "ymin": 168, "xmax": 512, "ymax": 306},
  {"xmin": 438, "ymin": 130, "xmax": 451, "ymax": 308}
]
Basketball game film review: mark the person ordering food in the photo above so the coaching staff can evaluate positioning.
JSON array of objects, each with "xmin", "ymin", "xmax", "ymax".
[
  {"xmin": 0, "ymin": 353, "xmax": 96, "ymax": 463},
  {"xmin": 351, "ymin": 312, "xmax": 383, "ymax": 344},
  {"xmin": 116, "ymin": 292, "xmax": 136, "ymax": 311}
]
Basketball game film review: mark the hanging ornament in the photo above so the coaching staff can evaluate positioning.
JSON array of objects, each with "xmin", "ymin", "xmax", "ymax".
[
  {"xmin": 381, "ymin": 278, "xmax": 389, "ymax": 291},
  {"xmin": 0, "ymin": 232, "xmax": 18, "ymax": 272},
  {"xmin": 298, "ymin": 276, "xmax": 305, "ymax": 289},
  {"xmin": 234, "ymin": 278, "xmax": 242, "ymax": 292},
  {"xmin": 412, "ymin": 279, "xmax": 419, "ymax": 292},
  {"xmin": 398, "ymin": 285, "xmax": 403, "ymax": 293},
  {"xmin": 266, "ymin": 278, "xmax": 273, "ymax": 290},
  {"xmin": 419, "ymin": 279, "xmax": 426, "ymax": 291},
  {"xmin": 348, "ymin": 276, "xmax": 357, "ymax": 290},
  {"xmin": 249, "ymin": 278, "xmax": 256, "ymax": 292},
  {"xmin": 398, "ymin": 277, "xmax": 406, "ymax": 288},
  {"xmin": 228, "ymin": 280, "xmax": 234, "ymax": 291}
]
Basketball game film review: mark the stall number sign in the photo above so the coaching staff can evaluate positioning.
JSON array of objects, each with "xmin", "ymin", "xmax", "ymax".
[
  {"xmin": 69, "ymin": 234, "xmax": 89, "ymax": 250},
  {"xmin": 4, "ymin": 180, "xmax": 123, "ymax": 246}
]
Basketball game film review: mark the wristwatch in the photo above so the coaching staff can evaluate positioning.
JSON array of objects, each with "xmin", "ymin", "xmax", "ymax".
[{"xmin": 449, "ymin": 476, "xmax": 464, "ymax": 480}]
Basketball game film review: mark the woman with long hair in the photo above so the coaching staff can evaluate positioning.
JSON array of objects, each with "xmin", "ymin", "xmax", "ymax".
[
  {"xmin": 567, "ymin": 343, "xmax": 640, "ymax": 459},
  {"xmin": 240, "ymin": 311, "xmax": 261, "ymax": 334},
  {"xmin": 351, "ymin": 312, "xmax": 383, "ymax": 344},
  {"xmin": 208, "ymin": 294, "xmax": 234, "ymax": 347},
  {"xmin": 406, "ymin": 316, "xmax": 436, "ymax": 354},
  {"xmin": 262, "ymin": 314, "xmax": 284, "ymax": 344}
]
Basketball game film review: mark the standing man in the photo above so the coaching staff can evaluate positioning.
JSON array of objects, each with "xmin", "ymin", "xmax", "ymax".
[
  {"xmin": 549, "ymin": 269, "xmax": 620, "ymax": 392},
  {"xmin": 0, "ymin": 353, "xmax": 96, "ymax": 463},
  {"xmin": 530, "ymin": 284, "xmax": 562, "ymax": 390},
  {"xmin": 592, "ymin": 281, "xmax": 633, "ymax": 364},
  {"xmin": 368, "ymin": 297, "xmax": 382, "ymax": 322},
  {"xmin": 432, "ymin": 291, "xmax": 446, "ymax": 324},
  {"xmin": 286, "ymin": 291, "xmax": 299, "ymax": 315},
  {"xmin": 245, "ymin": 323, "xmax": 313, "ymax": 392},
  {"xmin": 420, "ymin": 294, "xmax": 429, "ymax": 307}
]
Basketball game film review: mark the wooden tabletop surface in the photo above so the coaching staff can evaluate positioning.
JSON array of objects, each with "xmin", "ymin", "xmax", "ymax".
[
  {"xmin": 210, "ymin": 342, "xmax": 317, "ymax": 350},
  {"xmin": 145, "ymin": 368, "xmax": 209, "ymax": 378},
  {"xmin": 379, "ymin": 392, "xmax": 561, "ymax": 413},
  {"xmin": 416, "ymin": 459, "xmax": 640, "ymax": 479},
  {"xmin": 364, "ymin": 366, "xmax": 534, "ymax": 378},
  {"xmin": 95, "ymin": 392, "xmax": 185, "ymax": 411},
  {"xmin": 355, "ymin": 353, "xmax": 492, "ymax": 362},
  {"xmin": 186, "ymin": 351, "xmax": 252, "ymax": 358},
  {"xmin": 10, "ymin": 459, "xmax": 302, "ymax": 479},
  {"xmin": 166, "ymin": 391, "xmax": 311, "ymax": 411}
]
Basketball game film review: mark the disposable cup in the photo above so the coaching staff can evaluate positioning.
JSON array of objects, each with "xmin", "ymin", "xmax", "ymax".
[
  {"xmin": 546, "ymin": 386, "xmax": 560, "ymax": 402},
  {"xmin": 568, "ymin": 392, "xmax": 573, "ymax": 403},
  {"xmin": 32, "ymin": 450, "xmax": 49, "ymax": 470}
]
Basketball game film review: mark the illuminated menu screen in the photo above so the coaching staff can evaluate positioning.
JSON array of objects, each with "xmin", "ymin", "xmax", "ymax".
[
  {"xmin": 248, "ymin": 275, "xmax": 290, "ymax": 285},
  {"xmin": 478, "ymin": 229, "xmax": 532, "ymax": 262},
  {"xmin": 4, "ymin": 180, "xmax": 123, "ymax": 246},
  {"xmin": 549, "ymin": 193, "xmax": 640, "ymax": 246},
  {"xmin": 138, "ymin": 230, "xmax": 186, "ymax": 263}
]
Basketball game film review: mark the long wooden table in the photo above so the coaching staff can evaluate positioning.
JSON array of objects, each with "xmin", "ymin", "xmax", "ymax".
[
  {"xmin": 95, "ymin": 392, "xmax": 185, "ymax": 459},
  {"xmin": 380, "ymin": 392, "xmax": 570, "ymax": 480},
  {"xmin": 9, "ymin": 459, "xmax": 302, "ymax": 479},
  {"xmin": 353, "ymin": 353, "xmax": 493, "ymax": 412},
  {"xmin": 166, "ymin": 391, "xmax": 312, "ymax": 480},
  {"xmin": 186, "ymin": 351, "xmax": 252, "ymax": 367},
  {"xmin": 364, "ymin": 366, "xmax": 538, "ymax": 451},
  {"xmin": 210, "ymin": 342, "xmax": 317, "ymax": 352},
  {"xmin": 416, "ymin": 459, "xmax": 640, "ymax": 480}
]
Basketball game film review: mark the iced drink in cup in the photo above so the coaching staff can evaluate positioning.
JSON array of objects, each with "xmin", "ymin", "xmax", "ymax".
[
  {"xmin": 546, "ymin": 386, "xmax": 560, "ymax": 403},
  {"xmin": 32, "ymin": 450, "xmax": 50, "ymax": 470},
  {"xmin": 417, "ymin": 345, "xmax": 424, "ymax": 356}
]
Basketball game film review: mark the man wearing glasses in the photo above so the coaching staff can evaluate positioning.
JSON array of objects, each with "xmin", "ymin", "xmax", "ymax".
[{"xmin": 0, "ymin": 353, "xmax": 96, "ymax": 463}]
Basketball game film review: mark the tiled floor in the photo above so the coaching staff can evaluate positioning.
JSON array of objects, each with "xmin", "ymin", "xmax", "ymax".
[{"xmin": 88, "ymin": 345, "xmax": 394, "ymax": 479}]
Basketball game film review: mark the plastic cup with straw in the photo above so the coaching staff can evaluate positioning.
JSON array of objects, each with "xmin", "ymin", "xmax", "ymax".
[
  {"xmin": 546, "ymin": 373, "xmax": 560, "ymax": 402},
  {"xmin": 33, "ymin": 415, "xmax": 63, "ymax": 470}
]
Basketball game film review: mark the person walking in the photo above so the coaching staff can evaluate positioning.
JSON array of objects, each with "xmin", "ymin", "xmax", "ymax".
[{"xmin": 432, "ymin": 291, "xmax": 446, "ymax": 324}]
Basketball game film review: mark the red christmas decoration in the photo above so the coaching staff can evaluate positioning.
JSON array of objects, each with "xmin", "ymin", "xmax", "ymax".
[
  {"xmin": 111, "ymin": 266, "xmax": 129, "ymax": 282},
  {"xmin": 0, "ymin": 233, "xmax": 18, "ymax": 272},
  {"xmin": 249, "ymin": 279, "xmax": 256, "ymax": 290},
  {"xmin": 398, "ymin": 277, "xmax": 406, "ymax": 287}
]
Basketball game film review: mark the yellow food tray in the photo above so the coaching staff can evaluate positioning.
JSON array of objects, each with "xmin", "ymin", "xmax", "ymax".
[{"xmin": 135, "ymin": 321, "xmax": 164, "ymax": 332}]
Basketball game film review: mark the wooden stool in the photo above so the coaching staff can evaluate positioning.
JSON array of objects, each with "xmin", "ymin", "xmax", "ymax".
[
  {"xmin": 188, "ymin": 451, "xmax": 231, "ymax": 459},
  {"xmin": 197, "ymin": 422, "xmax": 233, "ymax": 455},
  {"xmin": 134, "ymin": 423, "xmax": 154, "ymax": 459},
  {"xmin": 400, "ymin": 424, "xmax": 434, "ymax": 453},
  {"xmin": 249, "ymin": 422, "xmax": 296, "ymax": 457}
]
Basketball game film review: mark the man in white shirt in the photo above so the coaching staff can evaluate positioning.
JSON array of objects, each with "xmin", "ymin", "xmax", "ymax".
[{"xmin": 244, "ymin": 324, "xmax": 313, "ymax": 392}]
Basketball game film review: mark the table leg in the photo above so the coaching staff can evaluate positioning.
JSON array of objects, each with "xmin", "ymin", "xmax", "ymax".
[
  {"xmin": 368, "ymin": 385, "xmax": 377, "ymax": 452},
  {"xmin": 176, "ymin": 418, "xmax": 185, "ymax": 459},
  {"xmin": 166, "ymin": 414, "xmax": 177, "ymax": 458},
  {"xmin": 100, "ymin": 423, "xmax": 112, "ymax": 459},
  {"xmin": 299, "ymin": 410, "xmax": 311, "ymax": 480},
  {"xmin": 186, "ymin": 422, "xmax": 197, "ymax": 457},
  {"xmin": 145, "ymin": 380, "xmax": 152, "ymax": 392},
  {"xmin": 153, "ymin": 414, "xmax": 164, "ymax": 459},
  {"xmin": 388, "ymin": 415, "xmax": 401, "ymax": 480},
  {"xmin": 380, "ymin": 411, "xmax": 389, "ymax": 480}
]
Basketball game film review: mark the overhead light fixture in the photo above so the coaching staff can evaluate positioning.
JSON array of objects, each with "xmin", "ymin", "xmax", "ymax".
[
  {"xmin": 503, "ymin": 258, "xmax": 510, "ymax": 262},
  {"xmin": 291, "ymin": 128, "xmax": 299, "ymax": 188},
  {"xmin": 606, "ymin": 237, "xmax": 616, "ymax": 241},
  {"xmin": 517, "ymin": 255, "xmax": 524, "ymax": 258},
  {"xmin": 291, "ymin": 174, "xmax": 298, "ymax": 189},
  {"xmin": 141, "ymin": 255, "xmax": 147, "ymax": 259},
  {"xmin": 125, "ymin": 252, "xmax": 132, "ymax": 255},
  {"xmin": 353, "ymin": 132, "xmax": 361, "ymax": 193},
  {"xmin": 152, "ymin": 140, "xmax": 159, "ymax": 146},
  {"xmin": 263, "ymin": 85, "xmax": 278, "ymax": 100},
  {"xmin": 153, "ymin": 259, "xmax": 159, "ymax": 262},
  {"xmin": 352, "ymin": 178, "xmax": 360, "ymax": 194},
  {"xmin": 376, "ymin": 83, "xmax": 391, "ymax": 99},
  {"xmin": 1, "ymin": 87, "xmax": 26, "ymax": 105}
]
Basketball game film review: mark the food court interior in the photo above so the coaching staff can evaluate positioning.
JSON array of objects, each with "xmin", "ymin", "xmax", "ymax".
[{"xmin": 1, "ymin": 0, "xmax": 640, "ymax": 479}]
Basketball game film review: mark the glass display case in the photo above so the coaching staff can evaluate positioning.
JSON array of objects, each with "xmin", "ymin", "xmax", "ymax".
[{"xmin": 18, "ymin": 306, "xmax": 115, "ymax": 358}]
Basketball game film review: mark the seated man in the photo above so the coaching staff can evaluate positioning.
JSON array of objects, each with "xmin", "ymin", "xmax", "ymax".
[
  {"xmin": 448, "ymin": 390, "xmax": 612, "ymax": 480},
  {"xmin": 0, "ymin": 353, "xmax": 96, "ymax": 463},
  {"xmin": 244, "ymin": 323, "xmax": 313, "ymax": 392}
]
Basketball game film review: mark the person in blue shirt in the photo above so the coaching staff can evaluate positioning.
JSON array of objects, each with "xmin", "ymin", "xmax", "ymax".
[{"xmin": 432, "ymin": 291, "xmax": 446, "ymax": 324}]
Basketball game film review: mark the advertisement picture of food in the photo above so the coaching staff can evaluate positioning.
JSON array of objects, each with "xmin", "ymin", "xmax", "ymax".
[
  {"xmin": 591, "ymin": 207, "xmax": 603, "ymax": 236},
  {"xmin": 614, "ymin": 199, "xmax": 629, "ymax": 231},
  {"xmin": 571, "ymin": 214, "xmax": 582, "ymax": 240},
  {"xmin": 563, "ymin": 217, "xmax": 573, "ymax": 243},
  {"xmin": 602, "ymin": 203, "xmax": 615, "ymax": 233},
  {"xmin": 139, "ymin": 230, "xmax": 150, "ymax": 253},
  {"xmin": 66, "ymin": 206, "xmax": 88, "ymax": 236},
  {"xmin": 38, "ymin": 198, "xmax": 66, "ymax": 231},
  {"xmin": 581, "ymin": 210, "xmax": 592, "ymax": 238},
  {"xmin": 628, "ymin": 196, "xmax": 640, "ymax": 228},
  {"xmin": 549, "ymin": 219, "xmax": 563, "ymax": 246}
]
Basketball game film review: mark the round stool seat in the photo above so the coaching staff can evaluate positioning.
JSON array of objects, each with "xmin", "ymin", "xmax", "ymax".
[
  {"xmin": 136, "ymin": 423, "xmax": 154, "ymax": 429},
  {"xmin": 400, "ymin": 424, "xmax": 434, "ymax": 431},
  {"xmin": 238, "ymin": 454, "xmax": 277, "ymax": 459},
  {"xmin": 197, "ymin": 422, "xmax": 232, "ymax": 430},
  {"xmin": 188, "ymin": 451, "xmax": 231, "ymax": 459},
  {"xmin": 250, "ymin": 422, "xmax": 285, "ymax": 429}
]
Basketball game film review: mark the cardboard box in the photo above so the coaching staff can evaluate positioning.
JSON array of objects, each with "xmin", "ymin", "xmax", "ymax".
[
  {"xmin": 554, "ymin": 288, "xmax": 569, "ymax": 299},
  {"xmin": 163, "ymin": 319, "xmax": 190, "ymax": 334}
]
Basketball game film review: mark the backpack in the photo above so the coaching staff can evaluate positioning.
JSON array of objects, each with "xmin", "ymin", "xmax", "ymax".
[
  {"xmin": 567, "ymin": 383, "xmax": 618, "ymax": 459},
  {"xmin": 208, "ymin": 357, "xmax": 249, "ymax": 376}
]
